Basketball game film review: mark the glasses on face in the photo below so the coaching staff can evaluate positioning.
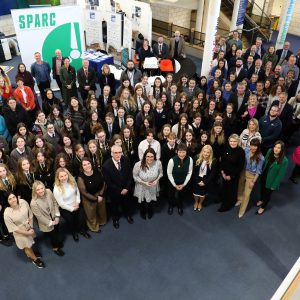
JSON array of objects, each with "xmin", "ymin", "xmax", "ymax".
[
  {"xmin": 146, "ymin": 155, "xmax": 154, "ymax": 158},
  {"xmin": 113, "ymin": 151, "xmax": 122, "ymax": 154}
]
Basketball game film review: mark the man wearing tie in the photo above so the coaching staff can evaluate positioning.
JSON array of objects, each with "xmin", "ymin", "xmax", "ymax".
[
  {"xmin": 103, "ymin": 145, "xmax": 134, "ymax": 229},
  {"xmin": 276, "ymin": 41, "xmax": 293, "ymax": 65},
  {"xmin": 98, "ymin": 85, "xmax": 111, "ymax": 120},
  {"xmin": 77, "ymin": 59, "xmax": 96, "ymax": 104},
  {"xmin": 153, "ymin": 36, "xmax": 169, "ymax": 60},
  {"xmin": 270, "ymin": 92, "xmax": 293, "ymax": 142},
  {"xmin": 247, "ymin": 59, "xmax": 266, "ymax": 82}
]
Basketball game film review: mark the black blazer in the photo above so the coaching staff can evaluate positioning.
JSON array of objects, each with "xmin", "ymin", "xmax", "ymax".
[
  {"xmin": 52, "ymin": 56, "xmax": 65, "ymax": 79},
  {"xmin": 228, "ymin": 92, "xmax": 250, "ymax": 117},
  {"xmin": 98, "ymin": 73, "xmax": 116, "ymax": 95},
  {"xmin": 103, "ymin": 122, "xmax": 119, "ymax": 140},
  {"xmin": 247, "ymin": 66, "xmax": 266, "ymax": 82},
  {"xmin": 152, "ymin": 42, "xmax": 169, "ymax": 59},
  {"xmin": 193, "ymin": 158, "xmax": 217, "ymax": 187},
  {"xmin": 228, "ymin": 67, "xmax": 248, "ymax": 82},
  {"xmin": 276, "ymin": 49, "xmax": 293, "ymax": 64},
  {"xmin": 271, "ymin": 100, "xmax": 294, "ymax": 130},
  {"xmin": 102, "ymin": 156, "xmax": 133, "ymax": 197},
  {"xmin": 77, "ymin": 67, "xmax": 96, "ymax": 92}
]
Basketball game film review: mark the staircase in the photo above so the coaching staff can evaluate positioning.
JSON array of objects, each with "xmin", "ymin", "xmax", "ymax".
[{"xmin": 221, "ymin": 0, "xmax": 273, "ymax": 47}]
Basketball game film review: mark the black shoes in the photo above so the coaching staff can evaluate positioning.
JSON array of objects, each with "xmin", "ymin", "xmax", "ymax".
[
  {"xmin": 178, "ymin": 208, "xmax": 183, "ymax": 216},
  {"xmin": 32, "ymin": 258, "xmax": 45, "ymax": 269},
  {"xmin": 80, "ymin": 231, "xmax": 91, "ymax": 239},
  {"xmin": 127, "ymin": 216, "xmax": 134, "ymax": 224},
  {"xmin": 148, "ymin": 210, "xmax": 153, "ymax": 219},
  {"xmin": 140, "ymin": 211, "xmax": 146, "ymax": 220},
  {"xmin": 113, "ymin": 220, "xmax": 119, "ymax": 229},
  {"xmin": 168, "ymin": 206, "xmax": 173, "ymax": 215},
  {"xmin": 72, "ymin": 233, "xmax": 79, "ymax": 242},
  {"xmin": 53, "ymin": 248, "xmax": 65, "ymax": 256},
  {"xmin": 290, "ymin": 177, "xmax": 298, "ymax": 184}
]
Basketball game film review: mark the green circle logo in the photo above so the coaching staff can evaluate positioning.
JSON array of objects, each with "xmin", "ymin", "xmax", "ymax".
[{"xmin": 42, "ymin": 22, "xmax": 83, "ymax": 70}]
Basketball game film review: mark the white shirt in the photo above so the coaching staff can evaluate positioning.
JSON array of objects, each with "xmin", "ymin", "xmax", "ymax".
[
  {"xmin": 167, "ymin": 156, "xmax": 193, "ymax": 187},
  {"xmin": 112, "ymin": 158, "xmax": 121, "ymax": 170},
  {"xmin": 138, "ymin": 139, "xmax": 161, "ymax": 160},
  {"xmin": 53, "ymin": 182, "xmax": 81, "ymax": 212}
]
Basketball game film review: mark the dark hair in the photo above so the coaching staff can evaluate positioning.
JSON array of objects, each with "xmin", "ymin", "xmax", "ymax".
[
  {"xmin": 249, "ymin": 138, "xmax": 262, "ymax": 163},
  {"xmin": 141, "ymin": 148, "xmax": 156, "ymax": 171},
  {"xmin": 272, "ymin": 140, "xmax": 285, "ymax": 164},
  {"xmin": 177, "ymin": 143, "xmax": 187, "ymax": 152},
  {"xmin": 80, "ymin": 157, "xmax": 92, "ymax": 172}
]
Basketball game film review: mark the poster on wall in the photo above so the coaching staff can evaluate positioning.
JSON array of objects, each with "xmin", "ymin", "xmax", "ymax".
[
  {"xmin": 85, "ymin": 9, "xmax": 104, "ymax": 48},
  {"xmin": 107, "ymin": 13, "xmax": 122, "ymax": 51},
  {"xmin": 11, "ymin": 6, "xmax": 85, "ymax": 70}
]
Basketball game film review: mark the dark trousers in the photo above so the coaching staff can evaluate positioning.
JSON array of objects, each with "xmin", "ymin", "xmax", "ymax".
[
  {"xmin": 219, "ymin": 177, "xmax": 239, "ymax": 211},
  {"xmin": 0, "ymin": 210, "xmax": 9, "ymax": 238},
  {"xmin": 167, "ymin": 181, "xmax": 185, "ymax": 209},
  {"xmin": 260, "ymin": 185, "xmax": 274, "ymax": 209},
  {"xmin": 45, "ymin": 225, "xmax": 62, "ymax": 249},
  {"xmin": 60, "ymin": 207, "xmax": 86, "ymax": 234},
  {"xmin": 110, "ymin": 194, "xmax": 132, "ymax": 221},
  {"xmin": 38, "ymin": 80, "xmax": 51, "ymax": 102},
  {"xmin": 54, "ymin": 76, "xmax": 63, "ymax": 96},
  {"xmin": 290, "ymin": 164, "xmax": 300, "ymax": 179}
]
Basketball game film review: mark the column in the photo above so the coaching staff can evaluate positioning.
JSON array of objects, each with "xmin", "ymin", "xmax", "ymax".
[
  {"xmin": 230, "ymin": 0, "xmax": 241, "ymax": 31},
  {"xmin": 195, "ymin": 0, "xmax": 205, "ymax": 32},
  {"xmin": 275, "ymin": 0, "xmax": 296, "ymax": 49},
  {"xmin": 201, "ymin": 0, "xmax": 221, "ymax": 77}
]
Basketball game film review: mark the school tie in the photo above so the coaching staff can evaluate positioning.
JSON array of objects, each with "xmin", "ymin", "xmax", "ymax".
[{"xmin": 117, "ymin": 161, "xmax": 121, "ymax": 171}]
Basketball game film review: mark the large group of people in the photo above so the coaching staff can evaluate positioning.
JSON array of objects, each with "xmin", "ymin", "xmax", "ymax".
[{"xmin": 0, "ymin": 29, "xmax": 299, "ymax": 269}]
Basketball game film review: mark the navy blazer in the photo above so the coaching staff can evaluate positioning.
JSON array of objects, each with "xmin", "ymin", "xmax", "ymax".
[{"xmin": 102, "ymin": 156, "xmax": 133, "ymax": 196}]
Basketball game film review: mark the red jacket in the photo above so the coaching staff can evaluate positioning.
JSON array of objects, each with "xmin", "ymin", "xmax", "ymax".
[{"xmin": 13, "ymin": 86, "xmax": 36, "ymax": 110}]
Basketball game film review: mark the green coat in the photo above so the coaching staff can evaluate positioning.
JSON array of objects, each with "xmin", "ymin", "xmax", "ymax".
[
  {"xmin": 263, "ymin": 149, "xmax": 288, "ymax": 190},
  {"xmin": 59, "ymin": 65, "xmax": 78, "ymax": 105},
  {"xmin": 262, "ymin": 53, "xmax": 278, "ymax": 69}
]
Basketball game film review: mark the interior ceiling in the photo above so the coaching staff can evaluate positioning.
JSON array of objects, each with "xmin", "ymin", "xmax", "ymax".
[{"xmin": 149, "ymin": 0, "xmax": 199, "ymax": 10}]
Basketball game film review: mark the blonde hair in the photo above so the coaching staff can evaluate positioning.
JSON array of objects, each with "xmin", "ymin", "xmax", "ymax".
[
  {"xmin": 54, "ymin": 167, "xmax": 76, "ymax": 193},
  {"xmin": 0, "ymin": 163, "xmax": 16, "ymax": 191},
  {"xmin": 195, "ymin": 145, "xmax": 214, "ymax": 168},
  {"xmin": 32, "ymin": 180, "xmax": 46, "ymax": 201},
  {"xmin": 247, "ymin": 118, "xmax": 259, "ymax": 132}
]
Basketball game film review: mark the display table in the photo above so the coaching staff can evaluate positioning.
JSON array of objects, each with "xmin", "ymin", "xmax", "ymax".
[{"xmin": 82, "ymin": 50, "xmax": 114, "ymax": 75}]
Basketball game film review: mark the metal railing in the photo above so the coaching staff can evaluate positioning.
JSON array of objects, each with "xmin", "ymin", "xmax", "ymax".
[
  {"xmin": 221, "ymin": 0, "xmax": 273, "ymax": 42},
  {"xmin": 152, "ymin": 19, "xmax": 229, "ymax": 48}
]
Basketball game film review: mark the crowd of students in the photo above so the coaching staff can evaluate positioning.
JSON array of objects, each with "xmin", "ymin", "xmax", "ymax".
[{"xmin": 0, "ymin": 30, "xmax": 299, "ymax": 269}]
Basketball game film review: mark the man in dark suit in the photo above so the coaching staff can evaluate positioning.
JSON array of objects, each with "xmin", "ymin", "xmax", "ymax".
[
  {"xmin": 228, "ymin": 82, "xmax": 250, "ymax": 133},
  {"xmin": 153, "ymin": 36, "xmax": 169, "ymax": 60},
  {"xmin": 103, "ymin": 145, "xmax": 134, "ymax": 228},
  {"xmin": 52, "ymin": 49, "xmax": 64, "ymax": 96},
  {"xmin": 77, "ymin": 59, "xmax": 96, "ymax": 104},
  {"xmin": 113, "ymin": 107, "xmax": 126, "ymax": 134},
  {"xmin": 247, "ymin": 58, "xmax": 266, "ymax": 82},
  {"xmin": 43, "ymin": 122, "xmax": 60, "ymax": 150},
  {"xmin": 228, "ymin": 58, "xmax": 248, "ymax": 82},
  {"xmin": 271, "ymin": 92, "xmax": 293, "ymax": 142},
  {"xmin": 98, "ymin": 85, "xmax": 112, "ymax": 120},
  {"xmin": 276, "ymin": 41, "xmax": 293, "ymax": 65},
  {"xmin": 255, "ymin": 37, "xmax": 266, "ymax": 58}
]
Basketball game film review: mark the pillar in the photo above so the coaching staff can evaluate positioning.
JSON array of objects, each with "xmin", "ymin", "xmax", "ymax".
[
  {"xmin": 230, "ymin": 0, "xmax": 241, "ymax": 31},
  {"xmin": 195, "ymin": 0, "xmax": 205, "ymax": 32},
  {"xmin": 201, "ymin": 0, "xmax": 221, "ymax": 77},
  {"xmin": 275, "ymin": 0, "xmax": 296, "ymax": 50}
]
